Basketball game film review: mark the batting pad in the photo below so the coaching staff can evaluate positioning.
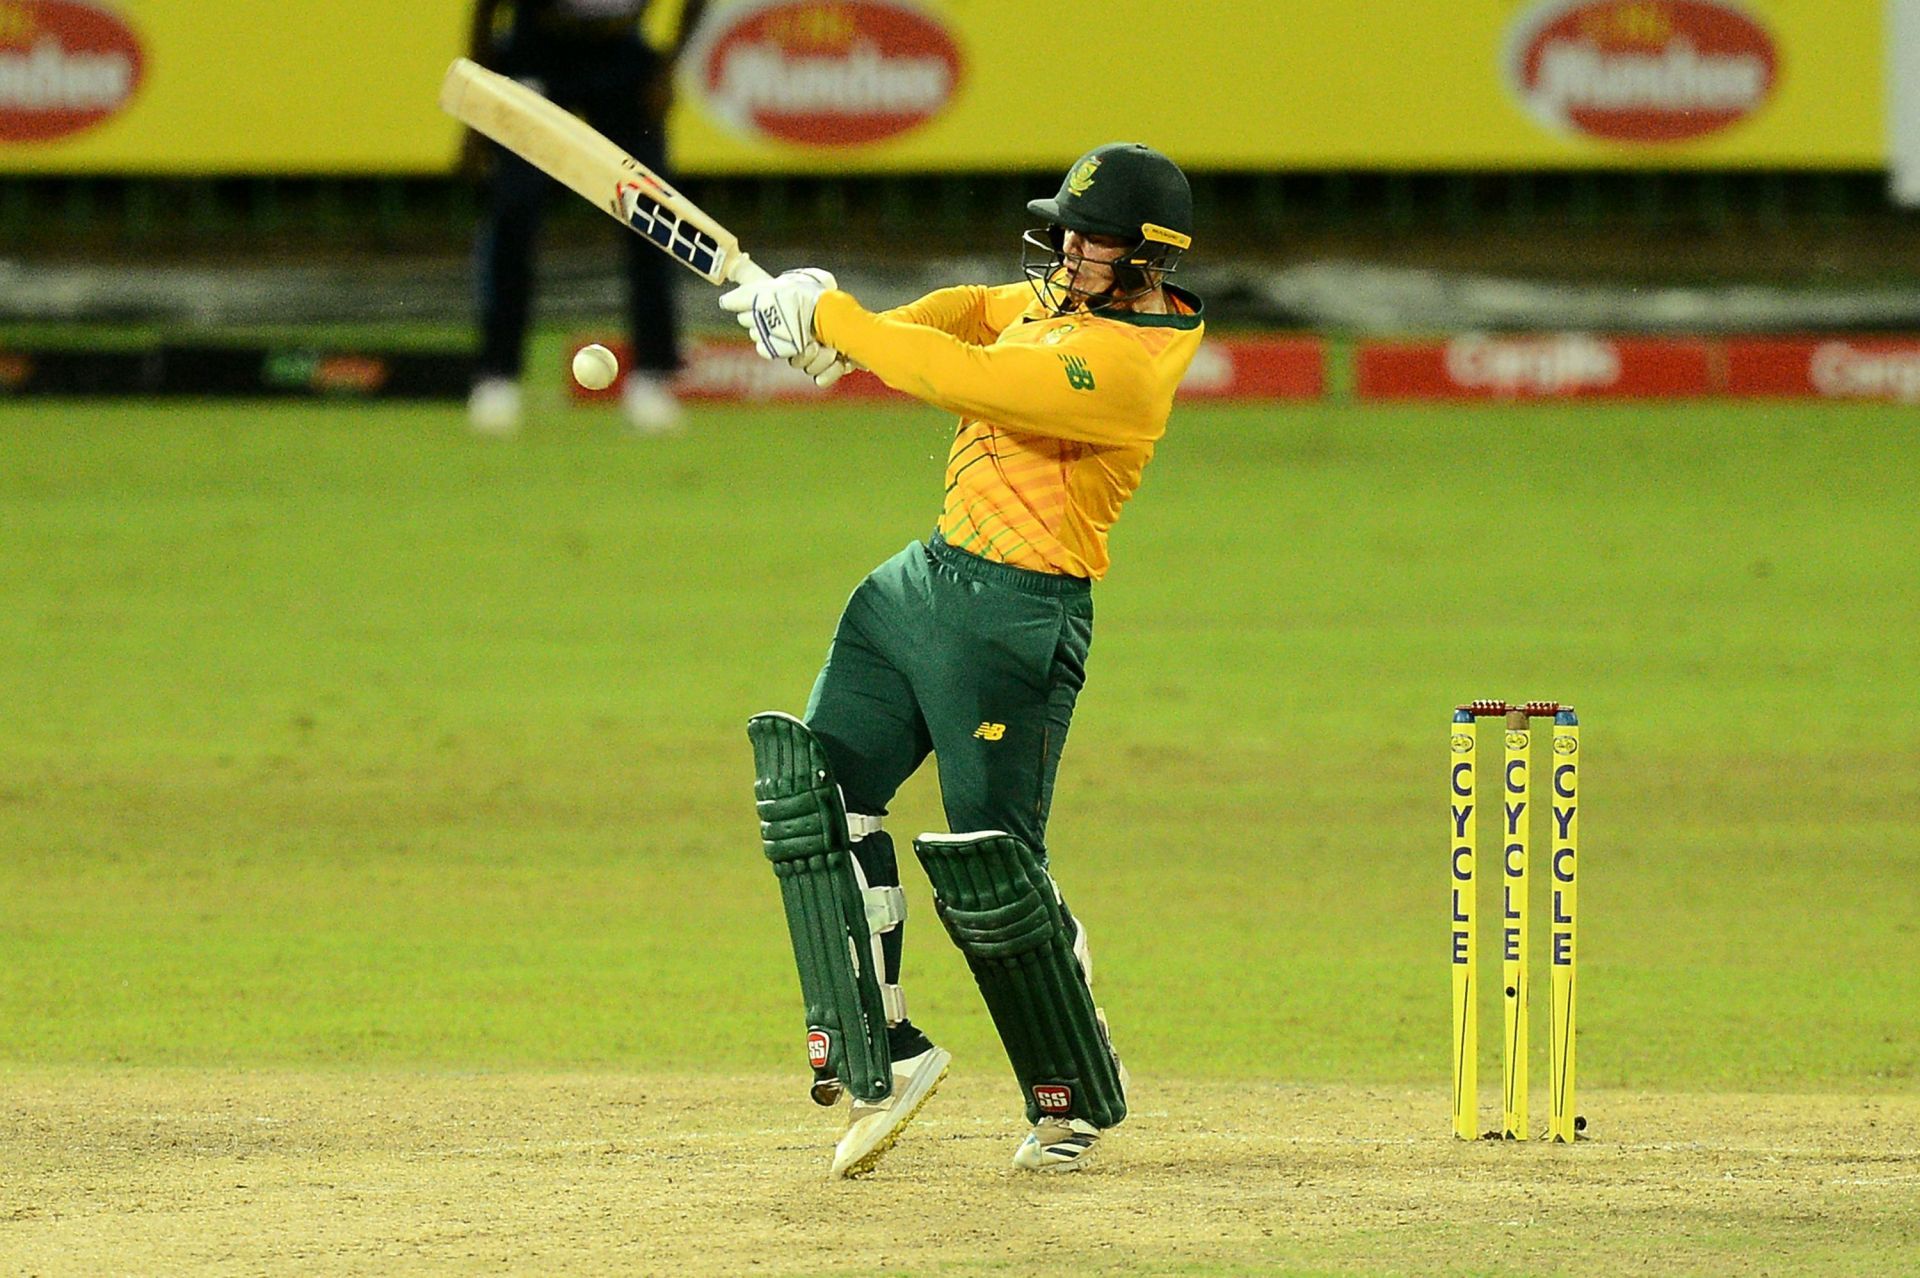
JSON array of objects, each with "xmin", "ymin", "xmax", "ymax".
[
  {"xmin": 914, "ymin": 831, "xmax": 1128, "ymax": 1129},
  {"xmin": 748, "ymin": 712, "xmax": 893, "ymax": 1105}
]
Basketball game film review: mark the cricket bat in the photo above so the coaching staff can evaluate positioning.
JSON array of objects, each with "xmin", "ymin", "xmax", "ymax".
[{"xmin": 440, "ymin": 57, "xmax": 768, "ymax": 288}]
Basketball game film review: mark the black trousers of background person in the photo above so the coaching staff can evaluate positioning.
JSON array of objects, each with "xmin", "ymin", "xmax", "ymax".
[{"xmin": 475, "ymin": 30, "xmax": 681, "ymax": 380}]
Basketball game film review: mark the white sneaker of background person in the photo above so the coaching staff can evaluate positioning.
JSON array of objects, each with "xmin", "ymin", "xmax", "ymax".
[
  {"xmin": 468, "ymin": 377, "xmax": 523, "ymax": 436},
  {"xmin": 622, "ymin": 372, "xmax": 685, "ymax": 435}
]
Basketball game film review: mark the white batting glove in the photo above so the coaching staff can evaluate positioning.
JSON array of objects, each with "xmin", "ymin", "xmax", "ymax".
[
  {"xmin": 813, "ymin": 356, "xmax": 853, "ymax": 388},
  {"xmin": 788, "ymin": 344, "xmax": 856, "ymax": 388},
  {"xmin": 718, "ymin": 268, "xmax": 836, "ymax": 363}
]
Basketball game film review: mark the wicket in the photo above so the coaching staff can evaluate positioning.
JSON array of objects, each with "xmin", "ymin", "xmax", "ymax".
[{"xmin": 1450, "ymin": 699, "xmax": 1581, "ymax": 1142}]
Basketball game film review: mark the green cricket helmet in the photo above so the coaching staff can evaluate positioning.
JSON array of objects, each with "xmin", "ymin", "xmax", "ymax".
[{"xmin": 1023, "ymin": 142, "xmax": 1193, "ymax": 313}]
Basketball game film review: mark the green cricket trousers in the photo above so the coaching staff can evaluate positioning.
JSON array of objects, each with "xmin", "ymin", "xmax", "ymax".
[{"xmin": 804, "ymin": 534, "xmax": 1095, "ymax": 860}]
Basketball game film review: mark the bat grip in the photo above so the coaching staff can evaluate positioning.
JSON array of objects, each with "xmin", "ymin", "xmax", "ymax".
[{"xmin": 729, "ymin": 257, "xmax": 772, "ymax": 286}]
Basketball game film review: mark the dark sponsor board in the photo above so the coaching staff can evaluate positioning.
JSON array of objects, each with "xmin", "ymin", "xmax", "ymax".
[{"xmin": 0, "ymin": 344, "xmax": 471, "ymax": 398}]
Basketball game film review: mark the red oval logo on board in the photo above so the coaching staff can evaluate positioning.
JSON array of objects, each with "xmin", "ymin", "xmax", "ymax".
[
  {"xmin": 0, "ymin": 0, "xmax": 143, "ymax": 142},
  {"xmin": 690, "ymin": 0, "xmax": 962, "ymax": 146},
  {"xmin": 1507, "ymin": 0, "xmax": 1777, "ymax": 143}
]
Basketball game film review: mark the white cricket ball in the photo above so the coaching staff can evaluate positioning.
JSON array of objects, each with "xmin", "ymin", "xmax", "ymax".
[{"xmin": 572, "ymin": 343, "xmax": 619, "ymax": 391}]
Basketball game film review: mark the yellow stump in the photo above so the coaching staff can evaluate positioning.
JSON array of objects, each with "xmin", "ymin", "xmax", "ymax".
[
  {"xmin": 1549, "ymin": 713, "xmax": 1580, "ymax": 1142},
  {"xmin": 1449, "ymin": 711, "xmax": 1478, "ymax": 1140},
  {"xmin": 1501, "ymin": 709, "xmax": 1531, "ymax": 1140}
]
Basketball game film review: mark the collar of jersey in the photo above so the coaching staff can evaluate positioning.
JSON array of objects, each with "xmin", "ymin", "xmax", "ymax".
[{"xmin": 1077, "ymin": 284, "xmax": 1204, "ymax": 330}]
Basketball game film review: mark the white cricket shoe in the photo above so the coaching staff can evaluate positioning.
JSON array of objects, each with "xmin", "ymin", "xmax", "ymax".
[
  {"xmin": 1012, "ymin": 1117, "xmax": 1102, "ymax": 1172},
  {"xmin": 829, "ymin": 1046, "xmax": 951, "ymax": 1179},
  {"xmin": 467, "ymin": 377, "xmax": 523, "ymax": 436},
  {"xmin": 622, "ymin": 373, "xmax": 685, "ymax": 435}
]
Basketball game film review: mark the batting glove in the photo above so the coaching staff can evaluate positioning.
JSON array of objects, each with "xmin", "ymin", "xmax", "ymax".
[
  {"xmin": 789, "ymin": 344, "xmax": 856, "ymax": 388},
  {"xmin": 718, "ymin": 268, "xmax": 836, "ymax": 363}
]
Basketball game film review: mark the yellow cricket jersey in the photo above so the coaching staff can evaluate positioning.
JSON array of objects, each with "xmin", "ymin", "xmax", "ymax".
[{"xmin": 812, "ymin": 282, "xmax": 1204, "ymax": 581}]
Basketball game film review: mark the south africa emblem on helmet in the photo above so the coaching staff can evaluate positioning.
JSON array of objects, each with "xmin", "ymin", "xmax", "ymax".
[{"xmin": 1065, "ymin": 155, "xmax": 1101, "ymax": 196}]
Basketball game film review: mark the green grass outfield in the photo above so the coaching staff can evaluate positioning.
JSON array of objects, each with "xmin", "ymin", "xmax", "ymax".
[{"xmin": 3, "ymin": 396, "xmax": 1917, "ymax": 1272}]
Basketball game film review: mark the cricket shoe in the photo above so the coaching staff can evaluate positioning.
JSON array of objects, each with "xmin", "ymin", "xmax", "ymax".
[
  {"xmin": 829, "ymin": 1045, "xmax": 951, "ymax": 1179},
  {"xmin": 467, "ymin": 377, "xmax": 523, "ymax": 436},
  {"xmin": 1012, "ymin": 1116, "xmax": 1103, "ymax": 1172},
  {"xmin": 622, "ymin": 374, "xmax": 685, "ymax": 435}
]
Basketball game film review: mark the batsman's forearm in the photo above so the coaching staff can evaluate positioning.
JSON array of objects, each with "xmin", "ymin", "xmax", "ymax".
[
  {"xmin": 876, "ymin": 285, "xmax": 994, "ymax": 341},
  {"xmin": 812, "ymin": 290, "xmax": 1157, "ymax": 444},
  {"xmin": 814, "ymin": 290, "xmax": 990, "ymax": 403}
]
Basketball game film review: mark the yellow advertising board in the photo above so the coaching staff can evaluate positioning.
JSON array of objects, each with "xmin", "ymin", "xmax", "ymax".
[
  {"xmin": 0, "ymin": 0, "xmax": 467, "ymax": 172},
  {"xmin": 677, "ymin": 0, "xmax": 1885, "ymax": 171},
  {"xmin": 0, "ymin": 0, "xmax": 1885, "ymax": 175}
]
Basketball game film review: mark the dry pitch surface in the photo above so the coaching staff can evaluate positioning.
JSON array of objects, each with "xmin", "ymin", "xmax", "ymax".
[{"xmin": 7, "ymin": 1071, "xmax": 1917, "ymax": 1276}]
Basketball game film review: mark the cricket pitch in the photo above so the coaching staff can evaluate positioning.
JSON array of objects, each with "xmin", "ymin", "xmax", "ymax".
[{"xmin": 6, "ymin": 1070, "xmax": 1916, "ymax": 1276}]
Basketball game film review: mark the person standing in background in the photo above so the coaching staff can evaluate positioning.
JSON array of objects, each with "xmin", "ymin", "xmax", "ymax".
[{"xmin": 463, "ymin": 0, "xmax": 708, "ymax": 436}]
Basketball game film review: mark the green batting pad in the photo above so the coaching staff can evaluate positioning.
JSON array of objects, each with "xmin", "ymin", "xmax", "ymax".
[
  {"xmin": 914, "ymin": 832, "xmax": 1127, "ymax": 1128},
  {"xmin": 749, "ymin": 712, "xmax": 892, "ymax": 1104}
]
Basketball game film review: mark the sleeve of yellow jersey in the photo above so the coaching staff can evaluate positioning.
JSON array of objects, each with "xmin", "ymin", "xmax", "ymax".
[
  {"xmin": 815, "ymin": 289, "xmax": 1163, "ymax": 446},
  {"xmin": 876, "ymin": 284, "xmax": 1030, "ymax": 346}
]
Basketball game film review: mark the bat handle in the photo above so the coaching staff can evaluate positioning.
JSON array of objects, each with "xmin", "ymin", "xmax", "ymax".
[{"xmin": 728, "ymin": 256, "xmax": 772, "ymax": 286}]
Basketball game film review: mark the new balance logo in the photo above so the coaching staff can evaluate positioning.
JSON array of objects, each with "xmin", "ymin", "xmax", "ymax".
[
  {"xmin": 1059, "ymin": 354, "xmax": 1096, "ymax": 390},
  {"xmin": 973, "ymin": 722, "xmax": 1006, "ymax": 741}
]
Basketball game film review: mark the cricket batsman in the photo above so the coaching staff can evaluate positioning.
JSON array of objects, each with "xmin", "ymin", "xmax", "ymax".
[{"xmin": 721, "ymin": 143, "xmax": 1203, "ymax": 1177}]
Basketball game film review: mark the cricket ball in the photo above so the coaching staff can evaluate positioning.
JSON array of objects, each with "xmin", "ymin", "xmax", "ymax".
[{"xmin": 572, "ymin": 343, "xmax": 619, "ymax": 391}]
